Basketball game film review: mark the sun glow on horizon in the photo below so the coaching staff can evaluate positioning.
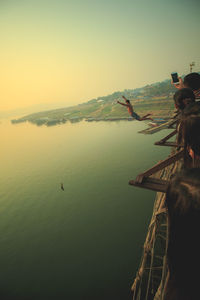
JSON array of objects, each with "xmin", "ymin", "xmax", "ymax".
[{"xmin": 1, "ymin": 0, "xmax": 200, "ymax": 112}]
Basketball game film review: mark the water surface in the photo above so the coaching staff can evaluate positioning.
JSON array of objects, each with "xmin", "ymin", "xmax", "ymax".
[{"xmin": 0, "ymin": 119, "xmax": 170, "ymax": 300}]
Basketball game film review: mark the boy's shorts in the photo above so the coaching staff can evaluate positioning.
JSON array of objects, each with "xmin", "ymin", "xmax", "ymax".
[{"xmin": 131, "ymin": 111, "xmax": 140, "ymax": 120}]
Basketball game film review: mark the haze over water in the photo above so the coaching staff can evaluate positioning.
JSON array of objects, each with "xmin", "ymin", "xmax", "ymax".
[
  {"xmin": 1, "ymin": 0, "xmax": 199, "ymax": 112},
  {"xmin": 0, "ymin": 119, "xmax": 170, "ymax": 300},
  {"xmin": 0, "ymin": 0, "xmax": 199, "ymax": 298}
]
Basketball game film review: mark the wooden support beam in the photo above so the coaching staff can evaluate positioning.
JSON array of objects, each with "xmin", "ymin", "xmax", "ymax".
[
  {"xmin": 154, "ymin": 129, "xmax": 184, "ymax": 147},
  {"xmin": 154, "ymin": 141, "xmax": 179, "ymax": 147},
  {"xmin": 138, "ymin": 118, "xmax": 178, "ymax": 135},
  {"xmin": 129, "ymin": 177, "xmax": 169, "ymax": 193},
  {"xmin": 133, "ymin": 150, "xmax": 184, "ymax": 184},
  {"xmin": 167, "ymin": 119, "xmax": 178, "ymax": 128},
  {"xmin": 154, "ymin": 129, "xmax": 177, "ymax": 145}
]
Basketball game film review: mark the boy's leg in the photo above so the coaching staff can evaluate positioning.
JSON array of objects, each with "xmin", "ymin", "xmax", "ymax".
[
  {"xmin": 131, "ymin": 111, "xmax": 141, "ymax": 120},
  {"xmin": 142, "ymin": 113, "xmax": 152, "ymax": 118},
  {"xmin": 131, "ymin": 111, "xmax": 153, "ymax": 121},
  {"xmin": 139, "ymin": 116, "xmax": 154, "ymax": 121}
]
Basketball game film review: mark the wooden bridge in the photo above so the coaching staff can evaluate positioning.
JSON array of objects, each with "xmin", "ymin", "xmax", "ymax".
[{"xmin": 129, "ymin": 115, "xmax": 183, "ymax": 300}]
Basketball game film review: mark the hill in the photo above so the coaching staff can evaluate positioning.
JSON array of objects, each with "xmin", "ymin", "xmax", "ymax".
[{"xmin": 11, "ymin": 79, "xmax": 177, "ymax": 126}]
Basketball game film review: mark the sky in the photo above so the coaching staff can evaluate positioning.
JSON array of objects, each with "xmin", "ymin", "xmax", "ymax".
[{"xmin": 0, "ymin": 0, "xmax": 200, "ymax": 112}]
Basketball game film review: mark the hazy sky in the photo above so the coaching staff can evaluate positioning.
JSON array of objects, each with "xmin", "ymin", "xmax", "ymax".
[{"xmin": 1, "ymin": 0, "xmax": 200, "ymax": 111}]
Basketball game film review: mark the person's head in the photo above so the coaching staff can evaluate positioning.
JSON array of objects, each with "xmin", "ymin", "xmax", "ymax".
[
  {"xmin": 166, "ymin": 168, "xmax": 200, "ymax": 298},
  {"xmin": 166, "ymin": 168, "xmax": 200, "ymax": 219},
  {"xmin": 126, "ymin": 99, "xmax": 130, "ymax": 104},
  {"xmin": 173, "ymin": 88, "xmax": 195, "ymax": 110},
  {"xmin": 179, "ymin": 115, "xmax": 200, "ymax": 163},
  {"xmin": 183, "ymin": 72, "xmax": 200, "ymax": 91}
]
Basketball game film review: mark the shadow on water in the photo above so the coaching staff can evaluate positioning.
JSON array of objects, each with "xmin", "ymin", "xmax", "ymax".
[
  {"xmin": 0, "ymin": 288, "xmax": 132, "ymax": 300},
  {"xmin": 0, "ymin": 292, "xmax": 34, "ymax": 300}
]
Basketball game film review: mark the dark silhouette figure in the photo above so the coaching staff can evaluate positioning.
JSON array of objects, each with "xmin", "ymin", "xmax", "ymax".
[
  {"xmin": 173, "ymin": 88, "xmax": 195, "ymax": 111},
  {"xmin": 61, "ymin": 183, "xmax": 64, "ymax": 191},
  {"xmin": 164, "ymin": 168, "xmax": 200, "ymax": 300},
  {"xmin": 171, "ymin": 72, "xmax": 200, "ymax": 99},
  {"xmin": 178, "ymin": 114, "xmax": 200, "ymax": 168}
]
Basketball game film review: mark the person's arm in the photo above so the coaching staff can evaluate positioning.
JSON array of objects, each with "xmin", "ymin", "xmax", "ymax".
[
  {"xmin": 117, "ymin": 101, "xmax": 129, "ymax": 107},
  {"xmin": 122, "ymin": 95, "xmax": 130, "ymax": 101},
  {"xmin": 171, "ymin": 77, "xmax": 184, "ymax": 89}
]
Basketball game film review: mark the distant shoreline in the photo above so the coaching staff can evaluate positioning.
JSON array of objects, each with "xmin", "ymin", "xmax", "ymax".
[
  {"xmin": 10, "ymin": 77, "xmax": 176, "ymax": 127},
  {"xmin": 11, "ymin": 114, "xmax": 172, "ymax": 127}
]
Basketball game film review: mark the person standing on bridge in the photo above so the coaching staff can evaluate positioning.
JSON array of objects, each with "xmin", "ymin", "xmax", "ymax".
[
  {"xmin": 172, "ymin": 72, "xmax": 200, "ymax": 99},
  {"xmin": 117, "ymin": 96, "xmax": 153, "ymax": 121},
  {"xmin": 173, "ymin": 88, "xmax": 196, "ymax": 112},
  {"xmin": 164, "ymin": 168, "xmax": 200, "ymax": 300},
  {"xmin": 178, "ymin": 114, "xmax": 200, "ymax": 168}
]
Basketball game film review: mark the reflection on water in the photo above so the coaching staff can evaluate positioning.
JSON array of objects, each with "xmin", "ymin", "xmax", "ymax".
[{"xmin": 0, "ymin": 119, "xmax": 170, "ymax": 300}]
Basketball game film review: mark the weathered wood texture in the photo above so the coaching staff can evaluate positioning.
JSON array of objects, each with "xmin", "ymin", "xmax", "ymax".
[
  {"xmin": 138, "ymin": 119, "xmax": 177, "ymax": 135},
  {"xmin": 131, "ymin": 152, "xmax": 183, "ymax": 300}
]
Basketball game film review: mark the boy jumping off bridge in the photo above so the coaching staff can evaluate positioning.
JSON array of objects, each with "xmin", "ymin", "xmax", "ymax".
[{"xmin": 117, "ymin": 96, "xmax": 153, "ymax": 121}]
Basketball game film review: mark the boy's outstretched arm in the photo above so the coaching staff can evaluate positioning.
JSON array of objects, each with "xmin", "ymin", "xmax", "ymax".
[
  {"xmin": 117, "ymin": 101, "xmax": 128, "ymax": 107},
  {"xmin": 122, "ymin": 95, "xmax": 128, "ymax": 101}
]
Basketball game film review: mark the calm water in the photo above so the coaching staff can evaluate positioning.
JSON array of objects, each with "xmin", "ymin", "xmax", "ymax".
[{"xmin": 0, "ymin": 119, "xmax": 170, "ymax": 300}]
